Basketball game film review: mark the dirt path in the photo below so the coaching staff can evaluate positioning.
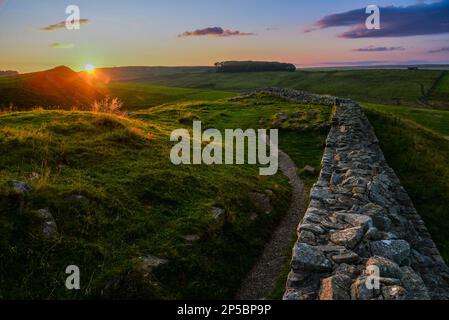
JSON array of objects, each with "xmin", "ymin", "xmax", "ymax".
[{"xmin": 236, "ymin": 148, "xmax": 308, "ymax": 300}]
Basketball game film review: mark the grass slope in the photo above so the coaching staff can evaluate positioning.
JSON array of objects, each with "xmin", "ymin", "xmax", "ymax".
[
  {"xmin": 0, "ymin": 66, "xmax": 104, "ymax": 109},
  {"xmin": 103, "ymin": 82, "xmax": 235, "ymax": 110},
  {"xmin": 362, "ymin": 103, "xmax": 449, "ymax": 137},
  {"xmin": 0, "ymin": 94, "xmax": 329, "ymax": 299},
  {"xmin": 427, "ymin": 71, "xmax": 449, "ymax": 109},
  {"xmin": 99, "ymin": 67, "xmax": 445, "ymax": 107},
  {"xmin": 365, "ymin": 108, "xmax": 449, "ymax": 264}
]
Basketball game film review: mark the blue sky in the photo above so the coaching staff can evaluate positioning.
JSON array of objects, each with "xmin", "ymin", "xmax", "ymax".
[{"xmin": 0, "ymin": 0, "xmax": 448, "ymax": 72}]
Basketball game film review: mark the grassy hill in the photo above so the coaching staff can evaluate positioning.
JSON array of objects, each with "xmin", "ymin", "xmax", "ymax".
[
  {"xmin": 98, "ymin": 66, "xmax": 447, "ymax": 107},
  {"xmin": 101, "ymin": 82, "xmax": 235, "ymax": 111},
  {"xmin": 362, "ymin": 103, "xmax": 449, "ymax": 137},
  {"xmin": 0, "ymin": 66, "xmax": 105, "ymax": 110},
  {"xmin": 426, "ymin": 70, "xmax": 449, "ymax": 109},
  {"xmin": 0, "ymin": 94, "xmax": 330, "ymax": 299},
  {"xmin": 363, "ymin": 104, "xmax": 449, "ymax": 263},
  {"xmin": 0, "ymin": 66, "xmax": 236, "ymax": 111}
]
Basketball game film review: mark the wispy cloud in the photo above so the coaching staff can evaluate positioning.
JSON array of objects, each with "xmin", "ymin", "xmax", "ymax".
[
  {"xmin": 40, "ymin": 19, "xmax": 89, "ymax": 31},
  {"xmin": 178, "ymin": 27, "xmax": 255, "ymax": 38},
  {"xmin": 306, "ymin": 0, "xmax": 449, "ymax": 38},
  {"xmin": 49, "ymin": 42, "xmax": 75, "ymax": 49},
  {"xmin": 353, "ymin": 46, "xmax": 405, "ymax": 52},
  {"xmin": 428, "ymin": 46, "xmax": 449, "ymax": 53}
]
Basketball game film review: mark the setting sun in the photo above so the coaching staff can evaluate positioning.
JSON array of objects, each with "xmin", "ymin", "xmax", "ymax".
[{"xmin": 84, "ymin": 64, "xmax": 96, "ymax": 74}]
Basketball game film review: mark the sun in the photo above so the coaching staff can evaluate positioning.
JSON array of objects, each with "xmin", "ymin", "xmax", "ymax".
[{"xmin": 84, "ymin": 64, "xmax": 96, "ymax": 74}]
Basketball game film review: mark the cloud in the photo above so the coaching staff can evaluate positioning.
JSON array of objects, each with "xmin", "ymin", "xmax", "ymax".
[
  {"xmin": 428, "ymin": 47, "xmax": 449, "ymax": 53},
  {"xmin": 353, "ymin": 46, "xmax": 405, "ymax": 52},
  {"xmin": 49, "ymin": 42, "xmax": 75, "ymax": 49},
  {"xmin": 320, "ymin": 60, "xmax": 393, "ymax": 66},
  {"xmin": 178, "ymin": 27, "xmax": 255, "ymax": 38},
  {"xmin": 40, "ymin": 19, "xmax": 89, "ymax": 31},
  {"xmin": 307, "ymin": 0, "xmax": 449, "ymax": 38}
]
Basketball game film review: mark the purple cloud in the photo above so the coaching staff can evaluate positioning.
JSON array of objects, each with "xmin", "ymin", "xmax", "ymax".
[
  {"xmin": 428, "ymin": 47, "xmax": 449, "ymax": 53},
  {"xmin": 178, "ymin": 27, "xmax": 255, "ymax": 38},
  {"xmin": 353, "ymin": 46, "xmax": 405, "ymax": 52},
  {"xmin": 307, "ymin": 0, "xmax": 449, "ymax": 38},
  {"xmin": 40, "ymin": 19, "xmax": 89, "ymax": 31}
]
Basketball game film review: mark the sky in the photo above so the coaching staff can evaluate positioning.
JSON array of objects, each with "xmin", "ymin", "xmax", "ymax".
[{"xmin": 0, "ymin": 0, "xmax": 448, "ymax": 72}]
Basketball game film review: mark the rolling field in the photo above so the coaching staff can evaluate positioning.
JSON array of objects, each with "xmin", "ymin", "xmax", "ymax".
[
  {"xmin": 100, "ymin": 67, "xmax": 447, "ymax": 107},
  {"xmin": 362, "ymin": 103, "xmax": 449, "ymax": 137},
  {"xmin": 0, "ymin": 94, "xmax": 330, "ymax": 299},
  {"xmin": 2, "ymin": 67, "xmax": 448, "ymax": 110},
  {"xmin": 427, "ymin": 71, "xmax": 449, "ymax": 108},
  {"xmin": 103, "ymin": 82, "xmax": 235, "ymax": 110}
]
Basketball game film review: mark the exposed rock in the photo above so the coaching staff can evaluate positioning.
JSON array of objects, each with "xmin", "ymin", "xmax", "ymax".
[
  {"xmin": 10, "ymin": 180, "xmax": 31, "ymax": 194},
  {"xmin": 250, "ymin": 192, "xmax": 272, "ymax": 214},
  {"xmin": 400, "ymin": 266, "xmax": 430, "ymax": 300},
  {"xmin": 335, "ymin": 264, "xmax": 360, "ymax": 279},
  {"xmin": 316, "ymin": 245, "xmax": 347, "ymax": 254},
  {"xmin": 361, "ymin": 203, "xmax": 392, "ymax": 231},
  {"xmin": 365, "ymin": 227, "xmax": 383, "ymax": 241},
  {"xmin": 211, "ymin": 207, "xmax": 226, "ymax": 221},
  {"xmin": 298, "ymin": 230, "xmax": 316, "ymax": 245},
  {"xmin": 185, "ymin": 235, "xmax": 200, "ymax": 243},
  {"xmin": 366, "ymin": 256, "xmax": 403, "ymax": 279},
  {"xmin": 303, "ymin": 165, "xmax": 316, "ymax": 174},
  {"xmin": 330, "ymin": 227, "xmax": 364, "ymax": 249},
  {"xmin": 299, "ymin": 223, "xmax": 325, "ymax": 235},
  {"xmin": 36, "ymin": 209, "xmax": 58, "ymax": 238},
  {"xmin": 332, "ymin": 252, "xmax": 359, "ymax": 264},
  {"xmin": 319, "ymin": 274, "xmax": 352, "ymax": 300},
  {"xmin": 351, "ymin": 276, "xmax": 379, "ymax": 300},
  {"xmin": 335, "ymin": 212, "xmax": 373, "ymax": 231},
  {"xmin": 370, "ymin": 240, "xmax": 410, "ymax": 265},
  {"xmin": 382, "ymin": 286, "xmax": 407, "ymax": 300},
  {"xmin": 275, "ymin": 112, "xmax": 289, "ymax": 121},
  {"xmin": 65, "ymin": 194, "xmax": 88, "ymax": 202},
  {"xmin": 292, "ymin": 243, "xmax": 332, "ymax": 272},
  {"xmin": 141, "ymin": 255, "xmax": 168, "ymax": 272}
]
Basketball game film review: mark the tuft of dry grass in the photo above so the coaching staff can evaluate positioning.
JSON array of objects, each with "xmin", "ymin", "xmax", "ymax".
[{"xmin": 90, "ymin": 97, "xmax": 128, "ymax": 117}]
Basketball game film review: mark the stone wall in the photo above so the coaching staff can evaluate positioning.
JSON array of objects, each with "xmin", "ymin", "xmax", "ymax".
[{"xmin": 256, "ymin": 88, "xmax": 449, "ymax": 300}]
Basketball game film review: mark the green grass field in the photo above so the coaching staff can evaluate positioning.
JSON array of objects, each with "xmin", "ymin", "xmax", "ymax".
[
  {"xmin": 362, "ymin": 103, "xmax": 449, "ymax": 137},
  {"xmin": 101, "ymin": 67, "xmax": 447, "ymax": 107},
  {"xmin": 0, "ymin": 94, "xmax": 329, "ymax": 299},
  {"xmin": 2, "ymin": 67, "xmax": 448, "ymax": 110},
  {"xmin": 102, "ymin": 82, "xmax": 236, "ymax": 110},
  {"xmin": 427, "ymin": 71, "xmax": 449, "ymax": 108}
]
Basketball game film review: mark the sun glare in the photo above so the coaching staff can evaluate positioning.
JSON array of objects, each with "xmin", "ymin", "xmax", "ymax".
[{"xmin": 84, "ymin": 64, "xmax": 96, "ymax": 74}]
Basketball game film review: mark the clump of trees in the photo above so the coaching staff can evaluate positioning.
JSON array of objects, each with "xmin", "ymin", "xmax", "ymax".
[{"xmin": 214, "ymin": 61, "xmax": 296, "ymax": 73}]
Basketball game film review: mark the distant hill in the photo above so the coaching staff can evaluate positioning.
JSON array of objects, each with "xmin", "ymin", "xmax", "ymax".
[
  {"xmin": 95, "ymin": 66, "xmax": 213, "ymax": 82},
  {"xmin": 0, "ymin": 70, "xmax": 18, "ymax": 76},
  {"xmin": 215, "ymin": 61, "xmax": 296, "ymax": 73},
  {"xmin": 0, "ymin": 66, "xmax": 105, "ymax": 109}
]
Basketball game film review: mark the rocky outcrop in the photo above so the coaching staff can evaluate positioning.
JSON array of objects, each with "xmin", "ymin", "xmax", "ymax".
[{"xmin": 254, "ymin": 88, "xmax": 449, "ymax": 300}]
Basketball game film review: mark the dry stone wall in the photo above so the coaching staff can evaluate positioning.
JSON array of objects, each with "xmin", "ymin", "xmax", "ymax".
[{"xmin": 255, "ymin": 88, "xmax": 449, "ymax": 300}]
